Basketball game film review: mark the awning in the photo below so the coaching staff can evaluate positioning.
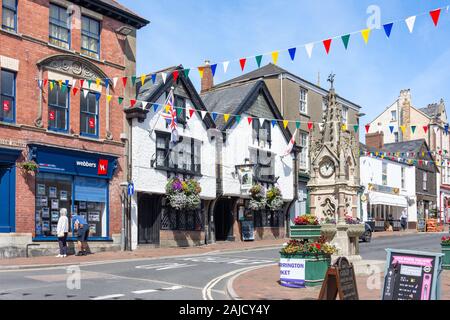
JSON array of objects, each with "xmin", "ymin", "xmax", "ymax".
[{"xmin": 368, "ymin": 191, "xmax": 407, "ymax": 207}]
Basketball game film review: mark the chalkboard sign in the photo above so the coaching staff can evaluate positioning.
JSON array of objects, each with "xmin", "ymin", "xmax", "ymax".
[
  {"xmin": 318, "ymin": 257, "xmax": 359, "ymax": 300},
  {"xmin": 382, "ymin": 249, "xmax": 443, "ymax": 300},
  {"xmin": 241, "ymin": 220, "xmax": 254, "ymax": 241}
]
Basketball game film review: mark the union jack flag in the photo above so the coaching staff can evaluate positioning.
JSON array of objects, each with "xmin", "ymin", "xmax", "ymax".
[{"xmin": 161, "ymin": 89, "xmax": 179, "ymax": 143}]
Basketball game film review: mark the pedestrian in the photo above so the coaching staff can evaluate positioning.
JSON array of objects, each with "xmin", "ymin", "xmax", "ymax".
[
  {"xmin": 401, "ymin": 209, "xmax": 408, "ymax": 231},
  {"xmin": 72, "ymin": 214, "xmax": 90, "ymax": 256},
  {"xmin": 56, "ymin": 208, "xmax": 69, "ymax": 258}
]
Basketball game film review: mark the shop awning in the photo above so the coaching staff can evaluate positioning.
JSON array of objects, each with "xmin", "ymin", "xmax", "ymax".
[{"xmin": 368, "ymin": 191, "xmax": 407, "ymax": 207}]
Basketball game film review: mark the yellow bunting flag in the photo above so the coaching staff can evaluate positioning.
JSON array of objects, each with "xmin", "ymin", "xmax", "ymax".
[
  {"xmin": 400, "ymin": 125, "xmax": 406, "ymax": 134},
  {"xmin": 361, "ymin": 28, "xmax": 371, "ymax": 44},
  {"xmin": 96, "ymin": 78, "xmax": 101, "ymax": 87},
  {"xmin": 107, "ymin": 95, "xmax": 112, "ymax": 103},
  {"xmin": 58, "ymin": 80, "xmax": 63, "ymax": 88},
  {"xmin": 272, "ymin": 51, "xmax": 279, "ymax": 65},
  {"xmin": 50, "ymin": 81, "xmax": 54, "ymax": 91},
  {"xmin": 198, "ymin": 67, "xmax": 204, "ymax": 79},
  {"xmin": 342, "ymin": 124, "xmax": 348, "ymax": 131},
  {"xmin": 141, "ymin": 74, "xmax": 146, "ymax": 85},
  {"xmin": 224, "ymin": 114, "xmax": 230, "ymax": 123},
  {"xmin": 283, "ymin": 120, "xmax": 289, "ymax": 129},
  {"xmin": 165, "ymin": 105, "xmax": 170, "ymax": 113}
]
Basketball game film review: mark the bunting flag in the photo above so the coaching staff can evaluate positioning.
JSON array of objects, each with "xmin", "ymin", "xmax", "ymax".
[
  {"xmin": 341, "ymin": 124, "xmax": 347, "ymax": 131},
  {"xmin": 271, "ymin": 120, "xmax": 277, "ymax": 128},
  {"xmin": 423, "ymin": 125, "xmax": 429, "ymax": 134},
  {"xmin": 445, "ymin": 124, "xmax": 449, "ymax": 134},
  {"xmin": 122, "ymin": 77, "xmax": 128, "ymax": 87},
  {"xmin": 151, "ymin": 74, "xmax": 157, "ymax": 84},
  {"xmin": 411, "ymin": 126, "xmax": 417, "ymax": 134},
  {"xmin": 323, "ymin": 39, "xmax": 332, "ymax": 54},
  {"xmin": 430, "ymin": 9, "xmax": 441, "ymax": 26},
  {"xmin": 141, "ymin": 74, "xmax": 146, "ymax": 85},
  {"xmin": 198, "ymin": 67, "xmax": 204, "ymax": 79},
  {"xmin": 211, "ymin": 64, "xmax": 217, "ymax": 77},
  {"xmin": 118, "ymin": 97, "xmax": 124, "ymax": 105},
  {"xmin": 400, "ymin": 125, "xmax": 406, "ymax": 134},
  {"xmin": 211, "ymin": 112, "xmax": 218, "ymax": 121},
  {"xmin": 95, "ymin": 92, "xmax": 101, "ymax": 101},
  {"xmin": 200, "ymin": 110, "xmax": 207, "ymax": 120},
  {"xmin": 305, "ymin": 43, "xmax": 314, "ymax": 59},
  {"xmin": 162, "ymin": 72, "xmax": 167, "ymax": 84},
  {"xmin": 224, "ymin": 114, "xmax": 230, "ymax": 123},
  {"xmin": 365, "ymin": 124, "xmax": 370, "ymax": 133},
  {"xmin": 153, "ymin": 103, "xmax": 159, "ymax": 112},
  {"xmin": 72, "ymin": 87, "xmax": 79, "ymax": 96},
  {"xmin": 383, "ymin": 23, "xmax": 394, "ymax": 38},
  {"xmin": 130, "ymin": 99, "xmax": 137, "ymax": 107},
  {"xmin": 58, "ymin": 80, "xmax": 63, "ymax": 88},
  {"xmin": 296, "ymin": 121, "xmax": 301, "ymax": 129},
  {"xmin": 141, "ymin": 101, "xmax": 148, "ymax": 110},
  {"xmin": 271, "ymin": 51, "xmax": 279, "ymax": 65},
  {"xmin": 80, "ymin": 79, "xmax": 85, "ymax": 88},
  {"xmin": 188, "ymin": 107, "xmax": 195, "ymax": 118},
  {"xmin": 131, "ymin": 76, "xmax": 137, "ymax": 86},
  {"xmin": 49, "ymin": 81, "xmax": 54, "ymax": 91},
  {"xmin": 106, "ymin": 95, "xmax": 112, "ymax": 103},
  {"xmin": 83, "ymin": 89, "xmax": 89, "ymax": 98},
  {"xmin": 361, "ymin": 29, "xmax": 371, "ymax": 44},
  {"xmin": 96, "ymin": 78, "xmax": 101, "ymax": 87},
  {"xmin": 223, "ymin": 61, "xmax": 230, "ymax": 73},
  {"xmin": 43, "ymin": 79, "xmax": 48, "ymax": 87},
  {"xmin": 173, "ymin": 70, "xmax": 179, "ymax": 82},
  {"xmin": 283, "ymin": 120, "xmax": 289, "ymax": 129},
  {"xmin": 259, "ymin": 118, "xmax": 265, "ymax": 127},
  {"xmin": 288, "ymin": 48, "xmax": 296, "ymax": 61},
  {"xmin": 341, "ymin": 34, "xmax": 350, "ymax": 50},
  {"xmin": 247, "ymin": 116, "xmax": 253, "ymax": 125},
  {"xmin": 239, "ymin": 58, "xmax": 247, "ymax": 71},
  {"xmin": 389, "ymin": 126, "xmax": 394, "ymax": 134},
  {"xmin": 308, "ymin": 121, "xmax": 313, "ymax": 131},
  {"xmin": 255, "ymin": 55, "xmax": 263, "ymax": 68},
  {"xmin": 184, "ymin": 69, "xmax": 190, "ymax": 79},
  {"xmin": 235, "ymin": 115, "xmax": 241, "ymax": 123},
  {"xmin": 112, "ymin": 78, "xmax": 118, "ymax": 88},
  {"xmin": 405, "ymin": 16, "xmax": 416, "ymax": 33},
  {"xmin": 353, "ymin": 125, "xmax": 359, "ymax": 133}
]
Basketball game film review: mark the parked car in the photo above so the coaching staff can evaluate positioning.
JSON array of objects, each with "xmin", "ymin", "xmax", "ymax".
[{"xmin": 360, "ymin": 223, "xmax": 373, "ymax": 243}]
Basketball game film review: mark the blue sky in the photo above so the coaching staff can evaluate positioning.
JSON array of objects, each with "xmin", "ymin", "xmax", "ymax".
[{"xmin": 121, "ymin": 0, "xmax": 450, "ymax": 138}]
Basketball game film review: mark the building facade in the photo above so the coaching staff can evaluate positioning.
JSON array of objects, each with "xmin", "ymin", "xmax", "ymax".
[
  {"xmin": 0, "ymin": 0, "xmax": 148, "ymax": 257},
  {"xmin": 125, "ymin": 66, "xmax": 216, "ymax": 249},
  {"xmin": 201, "ymin": 70, "xmax": 298, "ymax": 242},
  {"xmin": 367, "ymin": 89, "xmax": 449, "ymax": 223},
  {"xmin": 205, "ymin": 64, "xmax": 361, "ymax": 223}
]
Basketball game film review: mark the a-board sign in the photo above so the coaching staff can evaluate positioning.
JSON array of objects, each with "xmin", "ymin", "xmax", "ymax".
[
  {"xmin": 318, "ymin": 257, "xmax": 359, "ymax": 300},
  {"xmin": 241, "ymin": 220, "xmax": 255, "ymax": 241},
  {"xmin": 382, "ymin": 249, "xmax": 443, "ymax": 300}
]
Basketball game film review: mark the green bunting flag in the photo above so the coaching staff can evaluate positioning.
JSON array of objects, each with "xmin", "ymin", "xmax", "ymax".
[
  {"xmin": 177, "ymin": 107, "xmax": 183, "ymax": 117},
  {"xmin": 255, "ymin": 55, "xmax": 263, "ymax": 68},
  {"xmin": 87, "ymin": 80, "xmax": 92, "ymax": 88},
  {"xmin": 411, "ymin": 126, "xmax": 417, "ymax": 134},
  {"xmin": 118, "ymin": 97, "xmax": 124, "ymax": 105},
  {"xmin": 131, "ymin": 76, "xmax": 137, "ymax": 86},
  {"xmin": 61, "ymin": 84, "xmax": 67, "ymax": 93},
  {"xmin": 296, "ymin": 121, "xmax": 301, "ymax": 129},
  {"xmin": 235, "ymin": 115, "xmax": 241, "ymax": 123},
  {"xmin": 184, "ymin": 69, "xmax": 190, "ymax": 79},
  {"xmin": 353, "ymin": 125, "xmax": 359, "ymax": 133},
  {"xmin": 341, "ymin": 34, "xmax": 350, "ymax": 50}
]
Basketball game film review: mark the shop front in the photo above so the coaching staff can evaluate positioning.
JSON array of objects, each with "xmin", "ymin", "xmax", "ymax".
[
  {"xmin": 440, "ymin": 185, "xmax": 450, "ymax": 224},
  {"xmin": 29, "ymin": 144, "xmax": 117, "ymax": 242}
]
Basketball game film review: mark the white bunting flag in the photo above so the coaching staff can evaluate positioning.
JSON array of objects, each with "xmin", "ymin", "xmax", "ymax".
[
  {"xmin": 200, "ymin": 110, "xmax": 207, "ymax": 120},
  {"xmin": 223, "ymin": 61, "xmax": 230, "ymax": 74},
  {"xmin": 161, "ymin": 72, "xmax": 167, "ymax": 84},
  {"xmin": 405, "ymin": 16, "xmax": 416, "ymax": 33},
  {"xmin": 72, "ymin": 79, "xmax": 77, "ymax": 88},
  {"xmin": 433, "ymin": 126, "xmax": 439, "ymax": 134},
  {"xmin": 305, "ymin": 43, "xmax": 314, "ymax": 59},
  {"xmin": 113, "ymin": 77, "xmax": 118, "ymax": 89},
  {"xmin": 259, "ymin": 118, "xmax": 265, "ymax": 127},
  {"xmin": 83, "ymin": 89, "xmax": 89, "ymax": 98},
  {"xmin": 141, "ymin": 101, "xmax": 148, "ymax": 110}
]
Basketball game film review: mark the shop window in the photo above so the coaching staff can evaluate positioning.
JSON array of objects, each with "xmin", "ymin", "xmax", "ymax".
[
  {"xmin": 423, "ymin": 172, "xmax": 428, "ymax": 191},
  {"xmin": 49, "ymin": 4, "xmax": 70, "ymax": 49},
  {"xmin": 81, "ymin": 16, "xmax": 100, "ymax": 59},
  {"xmin": 2, "ymin": 0, "xmax": 17, "ymax": 32},
  {"xmin": 250, "ymin": 148, "xmax": 275, "ymax": 183},
  {"xmin": 0, "ymin": 69, "xmax": 15, "ymax": 123},
  {"xmin": 48, "ymin": 83, "xmax": 69, "ymax": 132},
  {"xmin": 161, "ymin": 205, "xmax": 203, "ymax": 231},
  {"xmin": 35, "ymin": 173, "xmax": 73, "ymax": 238},
  {"xmin": 80, "ymin": 91, "xmax": 99, "ymax": 137},
  {"xmin": 254, "ymin": 210, "xmax": 284, "ymax": 228},
  {"xmin": 299, "ymin": 133, "xmax": 308, "ymax": 169}
]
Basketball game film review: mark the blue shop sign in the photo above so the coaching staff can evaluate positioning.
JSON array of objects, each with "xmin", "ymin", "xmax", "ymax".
[{"xmin": 29, "ymin": 145, "xmax": 118, "ymax": 179}]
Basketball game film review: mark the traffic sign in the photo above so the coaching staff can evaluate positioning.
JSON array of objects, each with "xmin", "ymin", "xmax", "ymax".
[{"xmin": 127, "ymin": 182, "xmax": 134, "ymax": 196}]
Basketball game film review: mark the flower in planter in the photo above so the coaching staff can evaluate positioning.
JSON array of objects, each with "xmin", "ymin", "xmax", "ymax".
[
  {"xmin": 280, "ymin": 237, "xmax": 337, "ymax": 256},
  {"xmin": 345, "ymin": 216, "xmax": 361, "ymax": 225},
  {"xmin": 294, "ymin": 214, "xmax": 319, "ymax": 226},
  {"xmin": 320, "ymin": 217, "xmax": 337, "ymax": 225},
  {"xmin": 442, "ymin": 236, "xmax": 450, "ymax": 245}
]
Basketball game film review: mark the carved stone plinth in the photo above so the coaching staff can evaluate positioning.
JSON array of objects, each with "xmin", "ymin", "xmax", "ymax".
[{"xmin": 326, "ymin": 220, "xmax": 364, "ymax": 264}]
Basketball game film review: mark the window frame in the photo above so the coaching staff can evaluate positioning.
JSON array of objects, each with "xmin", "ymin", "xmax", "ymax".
[
  {"xmin": 391, "ymin": 110, "xmax": 397, "ymax": 122},
  {"xmin": 299, "ymin": 133, "xmax": 308, "ymax": 169},
  {"xmin": 299, "ymin": 88, "xmax": 308, "ymax": 114},
  {"xmin": 49, "ymin": 3, "xmax": 71, "ymax": 49},
  {"xmin": 174, "ymin": 94, "xmax": 187, "ymax": 125},
  {"xmin": 2, "ymin": 0, "xmax": 17, "ymax": 32},
  {"xmin": 423, "ymin": 172, "xmax": 428, "ymax": 191},
  {"xmin": 48, "ymin": 83, "xmax": 70, "ymax": 133},
  {"xmin": 0, "ymin": 69, "xmax": 16, "ymax": 123},
  {"xmin": 80, "ymin": 90, "xmax": 99, "ymax": 138},
  {"xmin": 382, "ymin": 162, "xmax": 388, "ymax": 186},
  {"xmin": 81, "ymin": 15, "xmax": 101, "ymax": 59}
]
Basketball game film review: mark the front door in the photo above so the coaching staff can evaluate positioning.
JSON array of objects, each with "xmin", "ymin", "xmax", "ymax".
[
  {"xmin": 214, "ymin": 198, "xmax": 235, "ymax": 241},
  {"xmin": 138, "ymin": 193, "xmax": 160, "ymax": 245},
  {"xmin": 0, "ymin": 166, "xmax": 14, "ymax": 233}
]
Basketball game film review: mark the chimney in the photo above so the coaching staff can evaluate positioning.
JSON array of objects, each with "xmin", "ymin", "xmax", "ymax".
[
  {"xmin": 200, "ymin": 60, "xmax": 214, "ymax": 93},
  {"xmin": 366, "ymin": 131, "xmax": 384, "ymax": 150},
  {"xmin": 400, "ymin": 90, "xmax": 412, "ymax": 141}
]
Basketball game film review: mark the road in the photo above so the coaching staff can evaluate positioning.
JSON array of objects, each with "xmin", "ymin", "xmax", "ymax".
[{"xmin": 0, "ymin": 233, "xmax": 444, "ymax": 300}]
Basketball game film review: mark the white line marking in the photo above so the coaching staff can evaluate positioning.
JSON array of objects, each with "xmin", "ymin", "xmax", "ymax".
[
  {"xmin": 91, "ymin": 294, "xmax": 124, "ymax": 300},
  {"xmin": 161, "ymin": 285, "xmax": 183, "ymax": 290},
  {"xmin": 132, "ymin": 289, "xmax": 158, "ymax": 295}
]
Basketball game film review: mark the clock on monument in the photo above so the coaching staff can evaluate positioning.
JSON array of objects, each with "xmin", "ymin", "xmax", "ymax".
[{"xmin": 319, "ymin": 158, "xmax": 335, "ymax": 178}]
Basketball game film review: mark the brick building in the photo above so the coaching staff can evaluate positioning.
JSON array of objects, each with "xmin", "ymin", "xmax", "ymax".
[{"xmin": 0, "ymin": 0, "xmax": 148, "ymax": 257}]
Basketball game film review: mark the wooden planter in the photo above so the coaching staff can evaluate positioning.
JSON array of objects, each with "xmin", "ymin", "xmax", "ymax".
[
  {"xmin": 290, "ymin": 225, "xmax": 322, "ymax": 241},
  {"xmin": 280, "ymin": 253, "xmax": 331, "ymax": 288},
  {"xmin": 442, "ymin": 244, "xmax": 450, "ymax": 270}
]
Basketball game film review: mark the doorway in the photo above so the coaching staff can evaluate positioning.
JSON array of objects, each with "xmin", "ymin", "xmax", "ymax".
[
  {"xmin": 138, "ymin": 193, "xmax": 161, "ymax": 245},
  {"xmin": 0, "ymin": 165, "xmax": 14, "ymax": 233},
  {"xmin": 214, "ymin": 198, "xmax": 236, "ymax": 241}
]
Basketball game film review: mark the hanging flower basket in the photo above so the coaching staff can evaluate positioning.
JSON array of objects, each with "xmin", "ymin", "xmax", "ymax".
[
  {"xmin": 18, "ymin": 160, "xmax": 39, "ymax": 175},
  {"xmin": 266, "ymin": 187, "xmax": 284, "ymax": 211},
  {"xmin": 249, "ymin": 184, "xmax": 266, "ymax": 210},
  {"xmin": 165, "ymin": 177, "xmax": 201, "ymax": 210}
]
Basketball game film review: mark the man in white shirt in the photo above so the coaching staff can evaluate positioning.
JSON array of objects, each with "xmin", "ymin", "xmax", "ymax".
[{"xmin": 56, "ymin": 208, "xmax": 69, "ymax": 257}]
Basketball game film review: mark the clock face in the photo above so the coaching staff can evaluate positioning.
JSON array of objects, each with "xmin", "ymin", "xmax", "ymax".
[{"xmin": 320, "ymin": 159, "xmax": 335, "ymax": 178}]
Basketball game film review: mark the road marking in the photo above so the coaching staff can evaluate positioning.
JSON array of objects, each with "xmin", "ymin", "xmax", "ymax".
[
  {"xmin": 91, "ymin": 294, "xmax": 124, "ymax": 300},
  {"xmin": 202, "ymin": 263, "xmax": 277, "ymax": 300},
  {"xmin": 135, "ymin": 263, "xmax": 197, "ymax": 270},
  {"xmin": 182, "ymin": 256, "xmax": 273, "ymax": 265},
  {"xmin": 161, "ymin": 285, "xmax": 183, "ymax": 290},
  {"xmin": 132, "ymin": 289, "xmax": 158, "ymax": 295}
]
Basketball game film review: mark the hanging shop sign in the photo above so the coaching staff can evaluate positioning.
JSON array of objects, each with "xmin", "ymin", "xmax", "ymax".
[
  {"xmin": 236, "ymin": 164, "xmax": 254, "ymax": 194},
  {"xmin": 382, "ymin": 249, "xmax": 444, "ymax": 300}
]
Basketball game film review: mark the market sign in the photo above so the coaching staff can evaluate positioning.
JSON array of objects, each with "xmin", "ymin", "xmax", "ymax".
[
  {"xmin": 279, "ymin": 258, "xmax": 306, "ymax": 288},
  {"xmin": 382, "ymin": 249, "xmax": 444, "ymax": 300},
  {"xmin": 319, "ymin": 257, "xmax": 359, "ymax": 300},
  {"xmin": 368, "ymin": 183, "xmax": 400, "ymax": 195}
]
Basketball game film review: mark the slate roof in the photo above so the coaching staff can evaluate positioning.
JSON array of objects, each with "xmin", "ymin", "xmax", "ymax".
[
  {"xmin": 419, "ymin": 104, "xmax": 440, "ymax": 118},
  {"xmin": 382, "ymin": 139, "xmax": 427, "ymax": 154}
]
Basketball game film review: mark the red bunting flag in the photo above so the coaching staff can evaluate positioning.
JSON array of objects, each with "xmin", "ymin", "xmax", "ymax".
[
  {"xmin": 307, "ymin": 121, "xmax": 313, "ymax": 131},
  {"xmin": 130, "ymin": 99, "xmax": 137, "ymax": 108},
  {"xmin": 430, "ymin": 9, "xmax": 441, "ymax": 26},
  {"xmin": 323, "ymin": 39, "xmax": 332, "ymax": 54},
  {"xmin": 189, "ymin": 108, "xmax": 195, "ymax": 118},
  {"xmin": 365, "ymin": 124, "xmax": 370, "ymax": 133},
  {"xmin": 72, "ymin": 87, "xmax": 78, "ymax": 96},
  {"xmin": 423, "ymin": 125, "xmax": 429, "ymax": 134},
  {"xmin": 122, "ymin": 77, "xmax": 128, "ymax": 87},
  {"xmin": 79, "ymin": 79, "xmax": 84, "ymax": 88},
  {"xmin": 247, "ymin": 116, "xmax": 253, "ymax": 125},
  {"xmin": 239, "ymin": 58, "xmax": 247, "ymax": 71},
  {"xmin": 173, "ymin": 70, "xmax": 179, "ymax": 82},
  {"xmin": 43, "ymin": 79, "xmax": 48, "ymax": 87}
]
